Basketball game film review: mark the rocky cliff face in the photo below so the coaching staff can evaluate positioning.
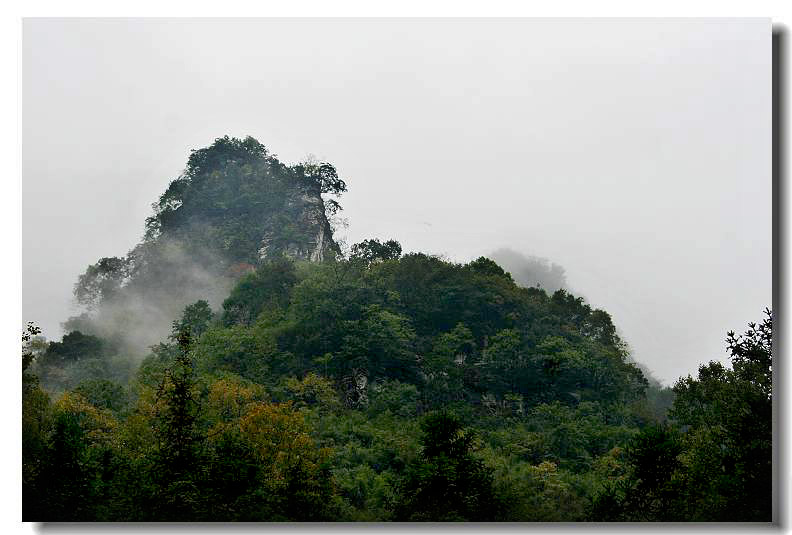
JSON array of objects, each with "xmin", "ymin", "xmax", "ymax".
[
  {"xmin": 141, "ymin": 136, "xmax": 345, "ymax": 267},
  {"xmin": 257, "ymin": 181, "xmax": 341, "ymax": 263}
]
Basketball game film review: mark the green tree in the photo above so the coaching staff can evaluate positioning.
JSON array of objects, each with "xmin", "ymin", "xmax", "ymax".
[
  {"xmin": 668, "ymin": 309, "xmax": 772, "ymax": 521},
  {"xmin": 149, "ymin": 331, "xmax": 205, "ymax": 520},
  {"xmin": 422, "ymin": 323, "xmax": 476, "ymax": 408},
  {"xmin": 221, "ymin": 259, "xmax": 297, "ymax": 326},
  {"xmin": 22, "ymin": 322, "xmax": 43, "ymax": 394},
  {"xmin": 22, "ymin": 323, "xmax": 52, "ymax": 521},
  {"xmin": 479, "ymin": 328, "xmax": 523, "ymax": 399},
  {"xmin": 74, "ymin": 257, "xmax": 129, "ymax": 309},
  {"xmin": 172, "ymin": 300, "xmax": 214, "ymax": 341},
  {"xmin": 350, "ymin": 239, "xmax": 402, "ymax": 264},
  {"xmin": 467, "ymin": 256, "xmax": 512, "ymax": 280},
  {"xmin": 395, "ymin": 412, "xmax": 497, "ymax": 521},
  {"xmin": 38, "ymin": 331, "xmax": 105, "ymax": 367},
  {"xmin": 74, "ymin": 378, "xmax": 129, "ymax": 415},
  {"xmin": 590, "ymin": 424, "xmax": 683, "ymax": 521},
  {"xmin": 591, "ymin": 310, "xmax": 773, "ymax": 522},
  {"xmin": 338, "ymin": 305, "xmax": 419, "ymax": 385}
]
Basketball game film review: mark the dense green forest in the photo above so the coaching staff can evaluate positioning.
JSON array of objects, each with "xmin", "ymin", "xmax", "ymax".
[{"xmin": 22, "ymin": 137, "xmax": 772, "ymax": 522}]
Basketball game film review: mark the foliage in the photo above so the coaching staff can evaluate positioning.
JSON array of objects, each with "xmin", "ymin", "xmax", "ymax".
[
  {"xmin": 171, "ymin": 300, "xmax": 214, "ymax": 341},
  {"xmin": 23, "ymin": 136, "xmax": 772, "ymax": 521},
  {"xmin": 22, "ymin": 323, "xmax": 52, "ymax": 521},
  {"xmin": 221, "ymin": 259, "xmax": 297, "ymax": 326},
  {"xmin": 38, "ymin": 331, "xmax": 104, "ymax": 367},
  {"xmin": 147, "ymin": 333, "xmax": 204, "ymax": 520},
  {"xmin": 74, "ymin": 379, "xmax": 129, "ymax": 415},
  {"xmin": 367, "ymin": 380, "xmax": 419, "ymax": 419},
  {"xmin": 22, "ymin": 322, "xmax": 43, "ymax": 392},
  {"xmin": 490, "ymin": 459, "xmax": 588, "ymax": 521},
  {"xmin": 74, "ymin": 257, "xmax": 129, "ymax": 309},
  {"xmin": 33, "ymin": 330, "xmax": 137, "ymax": 395},
  {"xmin": 26, "ymin": 248, "xmax": 671, "ymax": 521},
  {"xmin": 350, "ymin": 239, "xmax": 402, "ymax": 264},
  {"xmin": 667, "ymin": 308, "xmax": 773, "ymax": 521},
  {"xmin": 395, "ymin": 412, "xmax": 497, "ymax": 521},
  {"xmin": 144, "ymin": 136, "xmax": 344, "ymax": 263},
  {"xmin": 590, "ymin": 310, "xmax": 773, "ymax": 522},
  {"xmin": 284, "ymin": 373, "xmax": 340, "ymax": 409}
]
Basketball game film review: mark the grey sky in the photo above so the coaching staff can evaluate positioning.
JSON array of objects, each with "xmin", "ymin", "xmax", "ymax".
[{"xmin": 22, "ymin": 18, "xmax": 771, "ymax": 385}]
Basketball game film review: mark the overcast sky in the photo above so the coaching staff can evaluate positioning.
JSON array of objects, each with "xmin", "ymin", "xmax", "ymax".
[{"xmin": 22, "ymin": 18, "xmax": 771, "ymax": 385}]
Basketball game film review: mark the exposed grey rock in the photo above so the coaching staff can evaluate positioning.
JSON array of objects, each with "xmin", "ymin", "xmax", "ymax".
[{"xmin": 257, "ymin": 181, "xmax": 340, "ymax": 263}]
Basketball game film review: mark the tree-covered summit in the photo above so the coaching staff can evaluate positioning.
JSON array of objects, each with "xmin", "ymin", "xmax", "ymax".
[
  {"xmin": 145, "ymin": 135, "xmax": 345, "ymax": 263},
  {"xmin": 66, "ymin": 136, "xmax": 346, "ymax": 353}
]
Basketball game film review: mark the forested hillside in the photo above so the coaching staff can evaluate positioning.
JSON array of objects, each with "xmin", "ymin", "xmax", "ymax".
[{"xmin": 22, "ymin": 137, "xmax": 772, "ymax": 522}]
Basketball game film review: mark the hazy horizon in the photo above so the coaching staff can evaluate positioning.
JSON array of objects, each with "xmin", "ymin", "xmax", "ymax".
[{"xmin": 22, "ymin": 18, "xmax": 771, "ymax": 385}]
